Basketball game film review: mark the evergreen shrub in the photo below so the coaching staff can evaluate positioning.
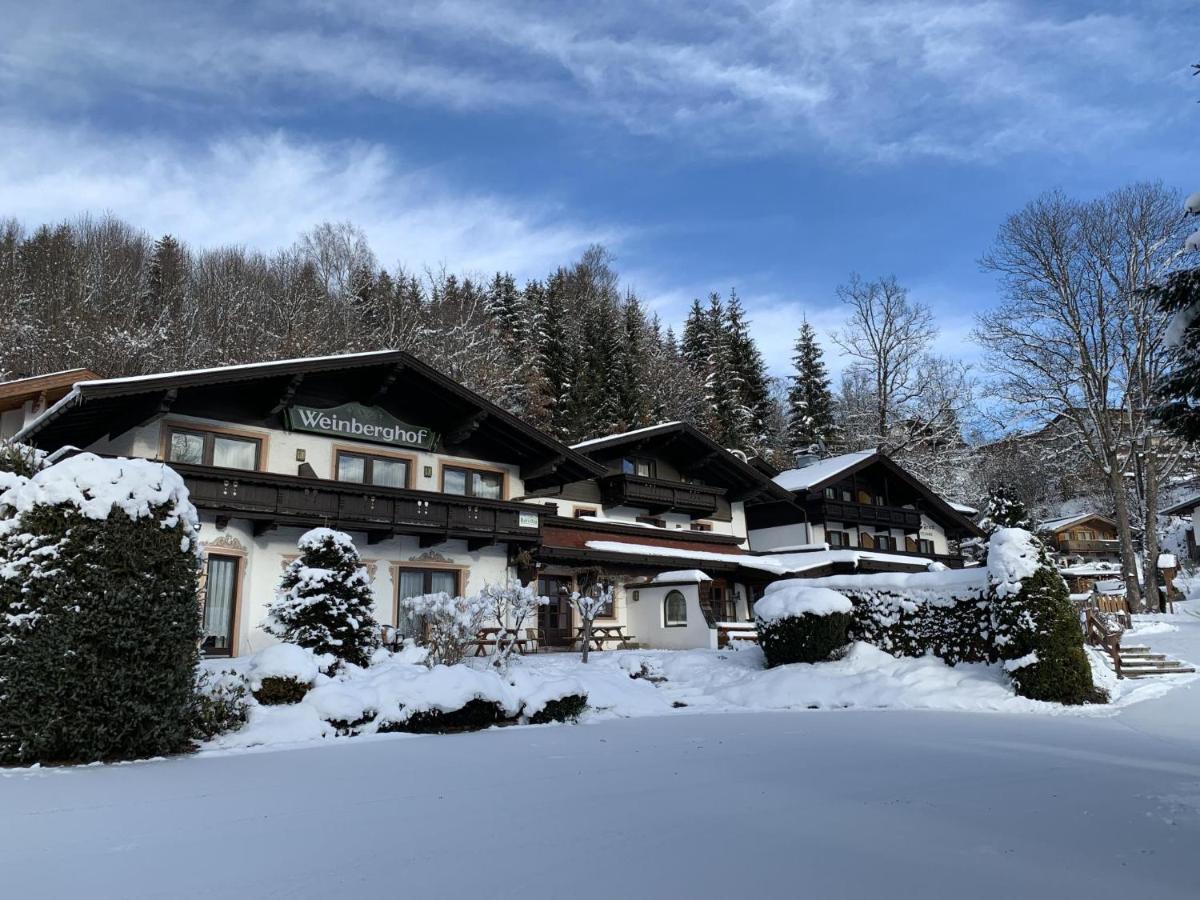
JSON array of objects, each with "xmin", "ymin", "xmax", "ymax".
[
  {"xmin": 253, "ymin": 676, "xmax": 311, "ymax": 706},
  {"xmin": 758, "ymin": 611, "xmax": 853, "ymax": 667},
  {"xmin": 0, "ymin": 455, "xmax": 202, "ymax": 764},
  {"xmin": 528, "ymin": 693, "xmax": 588, "ymax": 724}
]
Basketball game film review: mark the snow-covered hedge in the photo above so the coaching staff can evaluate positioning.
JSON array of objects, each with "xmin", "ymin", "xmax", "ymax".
[
  {"xmin": 0, "ymin": 454, "xmax": 203, "ymax": 764},
  {"xmin": 754, "ymin": 582, "xmax": 854, "ymax": 667},
  {"xmin": 808, "ymin": 567, "xmax": 993, "ymax": 666},
  {"xmin": 207, "ymin": 648, "xmax": 590, "ymax": 747},
  {"xmin": 805, "ymin": 529, "xmax": 1096, "ymax": 704}
]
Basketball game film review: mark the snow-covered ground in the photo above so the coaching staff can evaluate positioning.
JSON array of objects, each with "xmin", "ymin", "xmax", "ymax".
[{"xmin": 3, "ymin": 609, "xmax": 1199, "ymax": 899}]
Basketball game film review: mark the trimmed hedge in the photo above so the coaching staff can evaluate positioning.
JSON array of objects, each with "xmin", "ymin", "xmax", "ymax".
[
  {"xmin": 759, "ymin": 610, "xmax": 852, "ymax": 667},
  {"xmin": 253, "ymin": 675, "xmax": 311, "ymax": 706},
  {"xmin": 0, "ymin": 505, "xmax": 202, "ymax": 764},
  {"xmin": 847, "ymin": 590, "xmax": 993, "ymax": 666},
  {"xmin": 380, "ymin": 699, "xmax": 508, "ymax": 734}
]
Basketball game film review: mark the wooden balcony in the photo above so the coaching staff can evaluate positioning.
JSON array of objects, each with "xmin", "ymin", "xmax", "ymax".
[
  {"xmin": 812, "ymin": 498, "xmax": 922, "ymax": 530},
  {"xmin": 598, "ymin": 473, "xmax": 723, "ymax": 518},
  {"xmin": 1057, "ymin": 538, "xmax": 1121, "ymax": 555},
  {"xmin": 171, "ymin": 462, "xmax": 544, "ymax": 550}
]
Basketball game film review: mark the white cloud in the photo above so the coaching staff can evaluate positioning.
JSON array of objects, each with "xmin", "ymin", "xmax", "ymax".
[
  {"xmin": 0, "ymin": 119, "xmax": 617, "ymax": 277},
  {"xmin": 0, "ymin": 0, "xmax": 1187, "ymax": 163}
]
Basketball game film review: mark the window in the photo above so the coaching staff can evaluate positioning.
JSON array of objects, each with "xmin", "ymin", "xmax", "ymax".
[
  {"xmin": 823, "ymin": 487, "xmax": 836, "ymax": 499},
  {"xmin": 918, "ymin": 539, "xmax": 936, "ymax": 555},
  {"xmin": 574, "ymin": 507, "xmax": 599, "ymax": 519},
  {"xmin": 201, "ymin": 554, "xmax": 239, "ymax": 656},
  {"xmin": 828, "ymin": 530, "xmax": 849, "ymax": 547},
  {"xmin": 336, "ymin": 450, "xmax": 411, "ymax": 489},
  {"xmin": 581, "ymin": 580, "xmax": 615, "ymax": 618},
  {"xmin": 637, "ymin": 516, "xmax": 666, "ymax": 528},
  {"xmin": 840, "ymin": 488, "xmax": 853, "ymax": 502},
  {"xmin": 395, "ymin": 568, "xmax": 460, "ymax": 638},
  {"xmin": 690, "ymin": 522, "xmax": 713, "ymax": 532},
  {"xmin": 874, "ymin": 534, "xmax": 894, "ymax": 551},
  {"xmin": 664, "ymin": 590, "xmax": 688, "ymax": 626},
  {"xmin": 442, "ymin": 465, "xmax": 504, "ymax": 499},
  {"xmin": 166, "ymin": 426, "xmax": 261, "ymax": 471},
  {"xmin": 621, "ymin": 457, "xmax": 656, "ymax": 478}
]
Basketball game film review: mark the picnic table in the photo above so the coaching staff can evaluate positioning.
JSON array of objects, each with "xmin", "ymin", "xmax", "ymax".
[
  {"xmin": 471, "ymin": 627, "xmax": 533, "ymax": 656},
  {"xmin": 568, "ymin": 624, "xmax": 636, "ymax": 651}
]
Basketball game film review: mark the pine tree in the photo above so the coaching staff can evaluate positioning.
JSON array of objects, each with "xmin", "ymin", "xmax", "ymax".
[
  {"xmin": 787, "ymin": 319, "xmax": 836, "ymax": 456},
  {"xmin": 1151, "ymin": 267, "xmax": 1200, "ymax": 441},
  {"xmin": 978, "ymin": 485, "xmax": 1032, "ymax": 533},
  {"xmin": 265, "ymin": 528, "xmax": 379, "ymax": 668},
  {"xmin": 724, "ymin": 289, "xmax": 772, "ymax": 454}
]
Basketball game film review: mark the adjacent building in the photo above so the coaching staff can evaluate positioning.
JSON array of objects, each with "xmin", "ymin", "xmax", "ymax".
[
  {"xmin": 1037, "ymin": 512, "xmax": 1121, "ymax": 564},
  {"xmin": 6, "ymin": 354, "xmax": 982, "ymax": 656}
]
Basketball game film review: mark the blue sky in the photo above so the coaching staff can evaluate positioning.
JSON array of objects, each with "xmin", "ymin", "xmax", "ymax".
[{"xmin": 0, "ymin": 0, "xmax": 1195, "ymax": 376}]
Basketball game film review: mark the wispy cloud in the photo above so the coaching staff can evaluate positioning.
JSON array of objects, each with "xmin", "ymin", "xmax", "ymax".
[
  {"xmin": 0, "ymin": 119, "xmax": 617, "ymax": 278},
  {"xmin": 1, "ymin": 0, "xmax": 1189, "ymax": 163}
]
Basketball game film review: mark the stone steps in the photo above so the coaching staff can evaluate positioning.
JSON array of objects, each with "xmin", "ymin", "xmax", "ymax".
[{"xmin": 1116, "ymin": 643, "xmax": 1195, "ymax": 678}]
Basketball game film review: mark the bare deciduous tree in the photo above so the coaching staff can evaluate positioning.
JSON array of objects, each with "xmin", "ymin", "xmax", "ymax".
[{"xmin": 975, "ymin": 183, "xmax": 1185, "ymax": 608}]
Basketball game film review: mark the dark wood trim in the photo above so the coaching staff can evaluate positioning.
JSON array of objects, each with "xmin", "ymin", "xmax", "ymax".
[
  {"xmin": 171, "ymin": 461, "xmax": 544, "ymax": 546},
  {"xmin": 542, "ymin": 514, "xmax": 745, "ymax": 546}
]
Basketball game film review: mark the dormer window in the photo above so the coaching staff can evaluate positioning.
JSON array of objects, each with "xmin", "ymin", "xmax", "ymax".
[{"xmin": 622, "ymin": 457, "xmax": 655, "ymax": 478}]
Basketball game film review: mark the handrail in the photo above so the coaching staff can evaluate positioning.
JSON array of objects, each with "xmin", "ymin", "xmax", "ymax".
[{"xmin": 1083, "ymin": 607, "xmax": 1123, "ymax": 679}]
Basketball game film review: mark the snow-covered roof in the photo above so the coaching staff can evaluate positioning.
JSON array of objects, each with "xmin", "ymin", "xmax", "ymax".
[
  {"xmin": 1038, "ymin": 512, "xmax": 1114, "ymax": 532},
  {"xmin": 1157, "ymin": 553, "xmax": 1178, "ymax": 569},
  {"xmin": 773, "ymin": 451, "xmax": 875, "ymax": 492},
  {"xmin": 1161, "ymin": 493, "xmax": 1200, "ymax": 516},
  {"xmin": 571, "ymin": 421, "xmax": 684, "ymax": 449},
  {"xmin": 583, "ymin": 540, "xmax": 935, "ymax": 576},
  {"xmin": 633, "ymin": 569, "xmax": 712, "ymax": 585},
  {"xmin": 949, "ymin": 502, "xmax": 978, "ymax": 515}
]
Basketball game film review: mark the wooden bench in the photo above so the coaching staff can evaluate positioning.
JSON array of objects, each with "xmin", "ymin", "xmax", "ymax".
[{"xmin": 569, "ymin": 625, "xmax": 636, "ymax": 651}]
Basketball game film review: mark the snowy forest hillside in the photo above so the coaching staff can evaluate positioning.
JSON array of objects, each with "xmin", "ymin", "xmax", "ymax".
[{"xmin": 1, "ymin": 206, "xmax": 1192, "ymax": 521}]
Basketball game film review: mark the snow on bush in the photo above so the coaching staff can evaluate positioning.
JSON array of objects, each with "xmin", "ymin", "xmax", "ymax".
[
  {"xmin": 755, "ymin": 582, "xmax": 854, "ymax": 667},
  {"xmin": 264, "ymin": 528, "xmax": 379, "ymax": 668},
  {"xmin": 249, "ymin": 643, "xmax": 322, "ymax": 688},
  {"xmin": 399, "ymin": 591, "xmax": 489, "ymax": 666},
  {"xmin": 0, "ymin": 451, "xmax": 197, "ymax": 537},
  {"xmin": 754, "ymin": 583, "xmax": 853, "ymax": 623},
  {"xmin": 987, "ymin": 528, "xmax": 1041, "ymax": 598},
  {"xmin": 0, "ymin": 453, "xmax": 202, "ymax": 764}
]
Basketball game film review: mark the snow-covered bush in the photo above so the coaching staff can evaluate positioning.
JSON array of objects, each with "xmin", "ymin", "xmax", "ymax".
[
  {"xmin": 191, "ymin": 668, "xmax": 249, "ymax": 740},
  {"xmin": 264, "ymin": 528, "xmax": 379, "ymax": 668},
  {"xmin": 988, "ymin": 530, "xmax": 1094, "ymax": 704},
  {"xmin": 0, "ymin": 454, "xmax": 202, "ymax": 764},
  {"xmin": 0, "ymin": 441, "xmax": 43, "ymax": 478},
  {"xmin": 755, "ymin": 583, "xmax": 854, "ymax": 667},
  {"xmin": 479, "ymin": 580, "xmax": 547, "ymax": 670},
  {"xmin": 248, "ymin": 643, "xmax": 321, "ymax": 705},
  {"xmin": 399, "ymin": 591, "xmax": 488, "ymax": 666}
]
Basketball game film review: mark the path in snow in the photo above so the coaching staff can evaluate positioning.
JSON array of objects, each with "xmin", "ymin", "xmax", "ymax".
[{"xmin": 3, "ymin": 701, "xmax": 1199, "ymax": 900}]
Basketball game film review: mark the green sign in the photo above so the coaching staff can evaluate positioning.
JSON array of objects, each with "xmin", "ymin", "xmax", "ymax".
[{"xmin": 285, "ymin": 402, "xmax": 437, "ymax": 450}]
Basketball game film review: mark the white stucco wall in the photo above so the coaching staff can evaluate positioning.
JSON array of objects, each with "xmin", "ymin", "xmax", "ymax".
[
  {"xmin": 623, "ymin": 583, "xmax": 716, "ymax": 650},
  {"xmin": 198, "ymin": 516, "xmax": 513, "ymax": 658},
  {"xmin": 748, "ymin": 522, "xmax": 812, "ymax": 551}
]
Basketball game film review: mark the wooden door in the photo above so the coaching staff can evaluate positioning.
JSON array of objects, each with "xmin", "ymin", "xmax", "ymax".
[{"xmin": 537, "ymin": 576, "xmax": 573, "ymax": 646}]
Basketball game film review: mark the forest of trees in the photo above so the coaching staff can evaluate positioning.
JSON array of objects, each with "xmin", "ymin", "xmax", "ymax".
[{"xmin": 1, "ymin": 194, "xmax": 1194, "ymax": 553}]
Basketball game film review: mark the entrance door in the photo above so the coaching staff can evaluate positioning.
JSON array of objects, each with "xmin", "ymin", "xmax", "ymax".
[{"xmin": 537, "ymin": 575, "xmax": 573, "ymax": 646}]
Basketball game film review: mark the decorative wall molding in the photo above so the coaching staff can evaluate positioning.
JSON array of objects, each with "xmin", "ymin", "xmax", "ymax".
[
  {"xmin": 204, "ymin": 534, "xmax": 248, "ymax": 554},
  {"xmin": 409, "ymin": 550, "xmax": 454, "ymax": 564}
]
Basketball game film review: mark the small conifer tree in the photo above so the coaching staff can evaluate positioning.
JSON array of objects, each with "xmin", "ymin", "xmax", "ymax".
[
  {"xmin": 978, "ymin": 484, "xmax": 1032, "ymax": 533},
  {"xmin": 265, "ymin": 528, "xmax": 379, "ymax": 668}
]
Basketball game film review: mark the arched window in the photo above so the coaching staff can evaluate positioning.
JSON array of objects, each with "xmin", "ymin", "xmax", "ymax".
[{"xmin": 664, "ymin": 590, "xmax": 687, "ymax": 627}]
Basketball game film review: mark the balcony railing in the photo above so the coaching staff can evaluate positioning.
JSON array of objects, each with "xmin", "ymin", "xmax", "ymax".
[
  {"xmin": 170, "ymin": 462, "xmax": 543, "ymax": 548},
  {"xmin": 812, "ymin": 498, "xmax": 922, "ymax": 530},
  {"xmin": 598, "ymin": 473, "xmax": 723, "ymax": 517},
  {"xmin": 1057, "ymin": 538, "xmax": 1121, "ymax": 554}
]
